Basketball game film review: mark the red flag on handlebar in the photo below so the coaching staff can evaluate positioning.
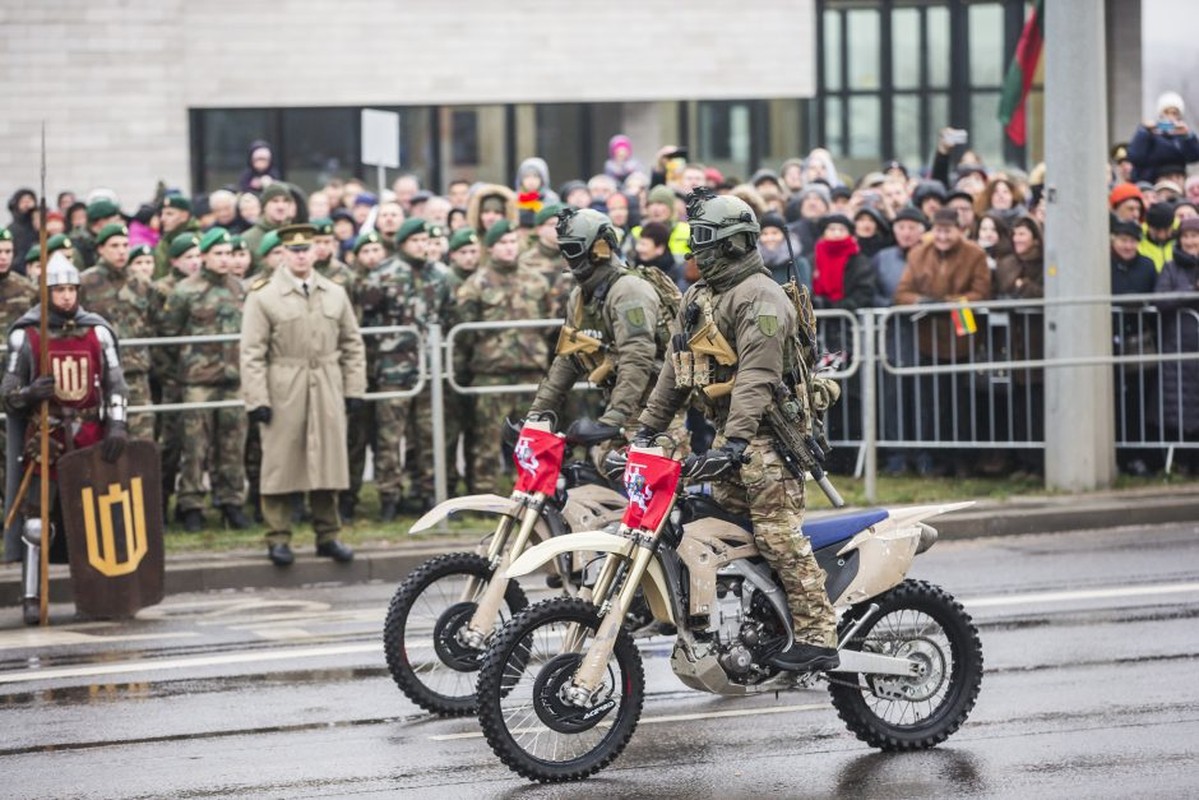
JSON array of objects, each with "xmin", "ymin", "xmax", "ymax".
[
  {"xmin": 621, "ymin": 450, "xmax": 682, "ymax": 532},
  {"xmin": 512, "ymin": 426, "xmax": 566, "ymax": 495}
]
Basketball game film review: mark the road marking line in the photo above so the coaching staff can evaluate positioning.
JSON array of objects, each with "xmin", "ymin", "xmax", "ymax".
[
  {"xmin": 0, "ymin": 631, "xmax": 199, "ymax": 652},
  {"xmin": 0, "ymin": 643, "xmax": 379, "ymax": 684},
  {"xmin": 964, "ymin": 581, "xmax": 1199, "ymax": 608},
  {"xmin": 429, "ymin": 703, "xmax": 828, "ymax": 741}
]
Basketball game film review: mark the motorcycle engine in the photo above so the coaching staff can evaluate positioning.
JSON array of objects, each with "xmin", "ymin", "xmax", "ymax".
[{"xmin": 712, "ymin": 573, "xmax": 788, "ymax": 679}]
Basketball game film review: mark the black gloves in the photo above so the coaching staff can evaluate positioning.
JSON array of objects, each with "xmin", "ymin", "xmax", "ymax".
[
  {"xmin": 566, "ymin": 418, "xmax": 623, "ymax": 446},
  {"xmin": 101, "ymin": 420, "xmax": 127, "ymax": 463},
  {"xmin": 19, "ymin": 375, "xmax": 56, "ymax": 406},
  {"xmin": 682, "ymin": 437, "xmax": 749, "ymax": 481},
  {"xmin": 631, "ymin": 426, "xmax": 660, "ymax": 447},
  {"xmin": 601, "ymin": 448, "xmax": 629, "ymax": 485},
  {"xmin": 344, "ymin": 397, "xmax": 365, "ymax": 416},
  {"xmin": 248, "ymin": 406, "xmax": 272, "ymax": 425}
]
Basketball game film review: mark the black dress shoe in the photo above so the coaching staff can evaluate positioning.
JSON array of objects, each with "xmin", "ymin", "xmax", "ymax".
[
  {"xmin": 222, "ymin": 504, "xmax": 252, "ymax": 530},
  {"xmin": 181, "ymin": 509, "xmax": 206, "ymax": 533},
  {"xmin": 268, "ymin": 542, "xmax": 295, "ymax": 567},
  {"xmin": 770, "ymin": 643, "xmax": 840, "ymax": 672},
  {"xmin": 379, "ymin": 499, "xmax": 399, "ymax": 523},
  {"xmin": 316, "ymin": 539, "xmax": 354, "ymax": 563}
]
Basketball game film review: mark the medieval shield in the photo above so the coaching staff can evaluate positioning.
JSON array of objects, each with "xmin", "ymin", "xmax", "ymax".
[{"xmin": 58, "ymin": 440, "xmax": 164, "ymax": 618}]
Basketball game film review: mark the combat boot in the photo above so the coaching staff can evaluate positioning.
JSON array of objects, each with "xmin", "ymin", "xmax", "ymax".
[
  {"xmin": 181, "ymin": 509, "xmax": 206, "ymax": 533},
  {"xmin": 770, "ymin": 642, "xmax": 840, "ymax": 672},
  {"xmin": 338, "ymin": 492, "xmax": 356, "ymax": 522},
  {"xmin": 222, "ymin": 504, "xmax": 252, "ymax": 530},
  {"xmin": 379, "ymin": 498, "xmax": 400, "ymax": 523}
]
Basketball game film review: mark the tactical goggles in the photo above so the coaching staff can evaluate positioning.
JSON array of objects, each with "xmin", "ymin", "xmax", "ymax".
[
  {"xmin": 558, "ymin": 239, "xmax": 588, "ymax": 262},
  {"xmin": 688, "ymin": 222, "xmax": 720, "ymax": 251}
]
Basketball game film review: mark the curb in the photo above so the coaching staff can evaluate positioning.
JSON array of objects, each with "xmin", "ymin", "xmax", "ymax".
[{"xmin": 5, "ymin": 491, "xmax": 1199, "ymax": 606}]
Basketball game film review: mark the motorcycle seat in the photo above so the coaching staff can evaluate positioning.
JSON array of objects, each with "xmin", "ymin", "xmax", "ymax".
[
  {"xmin": 679, "ymin": 494, "xmax": 753, "ymax": 532},
  {"xmin": 803, "ymin": 509, "xmax": 889, "ymax": 550}
]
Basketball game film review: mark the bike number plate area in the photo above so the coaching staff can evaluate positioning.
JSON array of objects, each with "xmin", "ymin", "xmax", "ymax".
[
  {"xmin": 621, "ymin": 450, "xmax": 681, "ymax": 531},
  {"xmin": 512, "ymin": 427, "xmax": 566, "ymax": 495}
]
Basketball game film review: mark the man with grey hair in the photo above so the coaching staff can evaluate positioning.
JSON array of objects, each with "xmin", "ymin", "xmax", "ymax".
[
  {"xmin": 587, "ymin": 174, "xmax": 618, "ymax": 207},
  {"xmin": 208, "ymin": 190, "xmax": 238, "ymax": 230},
  {"xmin": 418, "ymin": 195, "xmax": 452, "ymax": 227}
]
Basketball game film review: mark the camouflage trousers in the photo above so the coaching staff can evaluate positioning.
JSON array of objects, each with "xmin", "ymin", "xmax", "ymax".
[
  {"xmin": 156, "ymin": 382, "xmax": 183, "ymax": 503},
  {"xmin": 712, "ymin": 435, "xmax": 836, "ymax": 648},
  {"xmin": 345, "ymin": 398, "xmax": 374, "ymax": 501},
  {"xmin": 443, "ymin": 389, "xmax": 475, "ymax": 496},
  {"xmin": 177, "ymin": 385, "xmax": 247, "ymax": 511},
  {"xmin": 125, "ymin": 372, "xmax": 155, "ymax": 442},
  {"xmin": 373, "ymin": 386, "xmax": 412, "ymax": 504},
  {"xmin": 404, "ymin": 392, "xmax": 436, "ymax": 503},
  {"xmin": 470, "ymin": 373, "xmax": 539, "ymax": 495}
]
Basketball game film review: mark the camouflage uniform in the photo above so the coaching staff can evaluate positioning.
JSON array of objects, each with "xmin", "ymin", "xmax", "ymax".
[
  {"xmin": 404, "ymin": 258, "xmax": 454, "ymax": 506},
  {"xmin": 160, "ymin": 266, "xmax": 247, "ymax": 512},
  {"xmin": 640, "ymin": 248, "xmax": 836, "ymax": 648},
  {"xmin": 315, "ymin": 256, "xmax": 357, "ymax": 296},
  {"xmin": 79, "ymin": 259, "xmax": 157, "ymax": 440},
  {"xmin": 357, "ymin": 257, "xmax": 424, "ymax": 507},
  {"xmin": 151, "ymin": 272, "xmax": 184, "ymax": 508},
  {"xmin": 152, "ymin": 219, "xmax": 201, "ymax": 279},
  {"xmin": 440, "ymin": 263, "xmax": 477, "ymax": 494},
  {"xmin": 0, "ymin": 269, "xmax": 36, "ymax": 497},
  {"xmin": 456, "ymin": 256, "xmax": 551, "ymax": 493},
  {"xmin": 518, "ymin": 240, "xmax": 574, "ymax": 324}
]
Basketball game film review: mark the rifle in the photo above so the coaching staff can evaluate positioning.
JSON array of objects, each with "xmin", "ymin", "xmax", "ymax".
[{"xmin": 764, "ymin": 388, "xmax": 844, "ymax": 508}]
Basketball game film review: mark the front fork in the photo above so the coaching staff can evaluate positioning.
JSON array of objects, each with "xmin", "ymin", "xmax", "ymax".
[{"xmin": 460, "ymin": 492, "xmax": 544, "ymax": 649}]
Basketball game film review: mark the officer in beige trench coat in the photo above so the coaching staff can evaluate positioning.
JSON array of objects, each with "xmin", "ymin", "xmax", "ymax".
[{"xmin": 240, "ymin": 224, "xmax": 367, "ymax": 566}]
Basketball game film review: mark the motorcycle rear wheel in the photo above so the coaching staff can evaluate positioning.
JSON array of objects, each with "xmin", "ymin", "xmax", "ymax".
[
  {"xmin": 383, "ymin": 552, "xmax": 528, "ymax": 716},
  {"xmin": 829, "ymin": 579, "xmax": 983, "ymax": 750},
  {"xmin": 476, "ymin": 597, "xmax": 644, "ymax": 783}
]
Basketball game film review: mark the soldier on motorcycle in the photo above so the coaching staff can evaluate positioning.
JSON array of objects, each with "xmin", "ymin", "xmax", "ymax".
[{"xmin": 636, "ymin": 189, "xmax": 840, "ymax": 673}]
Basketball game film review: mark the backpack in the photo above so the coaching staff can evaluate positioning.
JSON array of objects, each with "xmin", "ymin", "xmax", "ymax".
[
  {"xmin": 620, "ymin": 264, "xmax": 682, "ymax": 352},
  {"xmin": 780, "ymin": 277, "xmax": 840, "ymax": 448}
]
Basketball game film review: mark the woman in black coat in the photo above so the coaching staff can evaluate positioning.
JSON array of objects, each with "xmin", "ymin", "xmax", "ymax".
[{"xmin": 1152, "ymin": 216, "xmax": 1199, "ymax": 470}]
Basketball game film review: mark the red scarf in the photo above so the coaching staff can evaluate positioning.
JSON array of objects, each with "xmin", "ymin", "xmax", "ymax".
[{"xmin": 813, "ymin": 237, "xmax": 860, "ymax": 302}]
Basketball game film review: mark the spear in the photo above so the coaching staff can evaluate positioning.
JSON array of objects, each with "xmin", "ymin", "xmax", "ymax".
[{"xmin": 37, "ymin": 123, "xmax": 50, "ymax": 627}]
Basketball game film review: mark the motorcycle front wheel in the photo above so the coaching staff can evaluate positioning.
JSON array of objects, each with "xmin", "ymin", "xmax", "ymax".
[
  {"xmin": 476, "ymin": 597, "xmax": 644, "ymax": 783},
  {"xmin": 829, "ymin": 579, "xmax": 983, "ymax": 750},
  {"xmin": 383, "ymin": 552, "xmax": 528, "ymax": 716}
]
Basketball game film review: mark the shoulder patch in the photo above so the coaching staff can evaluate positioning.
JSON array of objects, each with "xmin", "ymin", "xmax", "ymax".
[
  {"xmin": 624, "ymin": 305, "xmax": 647, "ymax": 330},
  {"xmin": 755, "ymin": 301, "xmax": 780, "ymax": 337},
  {"xmin": 250, "ymin": 276, "xmax": 269, "ymax": 292}
]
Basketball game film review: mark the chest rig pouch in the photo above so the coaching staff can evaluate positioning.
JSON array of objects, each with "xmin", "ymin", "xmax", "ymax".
[
  {"xmin": 555, "ymin": 285, "xmax": 614, "ymax": 385},
  {"xmin": 671, "ymin": 287, "xmax": 737, "ymax": 399}
]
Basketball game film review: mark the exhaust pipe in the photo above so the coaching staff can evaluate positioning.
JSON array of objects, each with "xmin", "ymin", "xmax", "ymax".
[{"xmin": 915, "ymin": 522, "xmax": 939, "ymax": 554}]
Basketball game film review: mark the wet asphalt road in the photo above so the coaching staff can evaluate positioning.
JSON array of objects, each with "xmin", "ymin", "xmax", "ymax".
[{"xmin": 0, "ymin": 522, "xmax": 1197, "ymax": 800}]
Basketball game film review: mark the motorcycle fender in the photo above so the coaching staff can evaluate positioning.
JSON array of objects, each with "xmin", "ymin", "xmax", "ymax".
[
  {"xmin": 508, "ymin": 531, "xmax": 676, "ymax": 626},
  {"xmin": 408, "ymin": 494, "xmax": 519, "ymax": 534}
]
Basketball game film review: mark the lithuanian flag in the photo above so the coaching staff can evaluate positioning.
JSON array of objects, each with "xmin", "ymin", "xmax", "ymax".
[{"xmin": 998, "ymin": 0, "xmax": 1044, "ymax": 147}]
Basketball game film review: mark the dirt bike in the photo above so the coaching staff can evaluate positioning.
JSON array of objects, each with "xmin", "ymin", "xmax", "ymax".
[
  {"xmin": 382, "ymin": 415, "xmax": 627, "ymax": 716},
  {"xmin": 475, "ymin": 441, "xmax": 984, "ymax": 782}
]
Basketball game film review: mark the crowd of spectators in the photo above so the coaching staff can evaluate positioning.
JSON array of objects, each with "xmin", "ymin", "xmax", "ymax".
[{"xmin": 3, "ymin": 90, "xmax": 1198, "ymax": 514}]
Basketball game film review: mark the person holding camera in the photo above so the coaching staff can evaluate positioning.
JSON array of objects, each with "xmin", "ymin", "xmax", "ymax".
[{"xmin": 1127, "ymin": 91, "xmax": 1199, "ymax": 184}]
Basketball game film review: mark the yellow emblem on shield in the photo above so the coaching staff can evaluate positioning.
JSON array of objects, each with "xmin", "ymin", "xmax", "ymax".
[{"xmin": 81, "ymin": 479, "xmax": 149, "ymax": 577}]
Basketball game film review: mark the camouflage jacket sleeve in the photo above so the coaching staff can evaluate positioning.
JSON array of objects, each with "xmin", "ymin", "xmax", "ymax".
[
  {"xmin": 453, "ymin": 277, "xmax": 481, "ymax": 378},
  {"xmin": 336, "ymin": 288, "xmax": 368, "ymax": 399},
  {"xmin": 598, "ymin": 275, "xmax": 659, "ymax": 426},
  {"xmin": 637, "ymin": 287, "xmax": 691, "ymax": 432},
  {"xmin": 722, "ymin": 278, "xmax": 793, "ymax": 441}
]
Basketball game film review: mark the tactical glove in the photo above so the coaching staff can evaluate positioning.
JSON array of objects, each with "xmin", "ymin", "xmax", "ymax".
[
  {"xmin": 601, "ymin": 447, "xmax": 629, "ymax": 485},
  {"xmin": 682, "ymin": 437, "xmax": 749, "ymax": 481},
  {"xmin": 101, "ymin": 420, "xmax": 128, "ymax": 463},
  {"xmin": 500, "ymin": 415, "xmax": 524, "ymax": 450},
  {"xmin": 248, "ymin": 406, "xmax": 272, "ymax": 425},
  {"xmin": 566, "ymin": 418, "xmax": 623, "ymax": 446},
  {"xmin": 19, "ymin": 375, "xmax": 56, "ymax": 406},
  {"xmin": 631, "ymin": 426, "xmax": 660, "ymax": 448},
  {"xmin": 344, "ymin": 397, "xmax": 365, "ymax": 416}
]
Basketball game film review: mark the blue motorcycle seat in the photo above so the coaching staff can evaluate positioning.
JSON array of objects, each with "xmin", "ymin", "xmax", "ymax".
[{"xmin": 802, "ymin": 509, "xmax": 889, "ymax": 550}]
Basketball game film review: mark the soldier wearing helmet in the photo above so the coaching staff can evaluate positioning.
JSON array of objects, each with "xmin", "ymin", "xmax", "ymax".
[
  {"xmin": 2, "ymin": 252, "xmax": 130, "ymax": 625},
  {"xmin": 527, "ymin": 207, "xmax": 673, "ymax": 455},
  {"xmin": 636, "ymin": 188, "xmax": 839, "ymax": 673}
]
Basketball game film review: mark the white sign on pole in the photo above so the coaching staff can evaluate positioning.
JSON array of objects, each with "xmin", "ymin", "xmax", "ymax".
[{"xmin": 361, "ymin": 109, "xmax": 400, "ymax": 169}]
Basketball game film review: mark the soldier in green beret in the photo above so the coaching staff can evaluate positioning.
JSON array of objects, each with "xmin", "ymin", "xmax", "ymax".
[
  {"xmin": 0, "ymin": 227, "xmax": 36, "ymax": 494},
  {"xmin": 310, "ymin": 217, "xmax": 357, "ymax": 295},
  {"xmin": 70, "ymin": 198, "xmax": 124, "ymax": 269},
  {"xmin": 441, "ymin": 227, "xmax": 482, "ymax": 494},
  {"xmin": 153, "ymin": 194, "xmax": 202, "ymax": 279},
  {"xmin": 79, "ymin": 223, "xmax": 158, "ymax": 441},
  {"xmin": 160, "ymin": 227, "xmax": 250, "ymax": 531},
  {"xmin": 128, "ymin": 243, "xmax": 156, "ymax": 282},
  {"xmin": 229, "ymin": 236, "xmax": 252, "ymax": 280},
  {"xmin": 242, "ymin": 183, "xmax": 296, "ymax": 274},
  {"xmin": 456, "ymin": 220, "xmax": 552, "ymax": 493},
  {"xmin": 45, "ymin": 234, "xmax": 76, "ymax": 266},
  {"xmin": 519, "ymin": 203, "xmax": 574, "ymax": 322},
  {"xmin": 255, "ymin": 229, "xmax": 286, "ymax": 280}
]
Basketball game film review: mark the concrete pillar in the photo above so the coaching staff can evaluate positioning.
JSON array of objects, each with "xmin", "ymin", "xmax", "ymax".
[{"xmin": 1043, "ymin": 0, "xmax": 1116, "ymax": 492}]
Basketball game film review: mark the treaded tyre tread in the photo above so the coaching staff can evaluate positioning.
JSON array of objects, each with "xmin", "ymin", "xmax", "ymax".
[
  {"xmin": 383, "ymin": 551, "xmax": 528, "ymax": 716},
  {"xmin": 476, "ymin": 597, "xmax": 645, "ymax": 783},
  {"xmin": 829, "ymin": 579, "xmax": 983, "ymax": 751}
]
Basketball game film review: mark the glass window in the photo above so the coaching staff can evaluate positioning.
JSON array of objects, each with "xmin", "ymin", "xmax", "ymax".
[
  {"xmin": 440, "ymin": 105, "xmax": 507, "ymax": 190},
  {"xmin": 927, "ymin": 92, "xmax": 950, "ymax": 141},
  {"xmin": 281, "ymin": 108, "xmax": 357, "ymax": 193},
  {"xmin": 969, "ymin": 91, "xmax": 1003, "ymax": 168},
  {"xmin": 893, "ymin": 94, "xmax": 924, "ymax": 168},
  {"xmin": 367, "ymin": 107, "xmax": 434, "ymax": 194},
  {"xmin": 824, "ymin": 96, "xmax": 844, "ymax": 158},
  {"xmin": 698, "ymin": 101, "xmax": 752, "ymax": 172},
  {"xmin": 927, "ymin": 6, "xmax": 950, "ymax": 89},
  {"xmin": 848, "ymin": 96, "xmax": 882, "ymax": 159},
  {"xmin": 535, "ymin": 104, "xmax": 586, "ymax": 191},
  {"xmin": 969, "ymin": 3, "xmax": 1005, "ymax": 87},
  {"xmin": 892, "ymin": 8, "xmax": 921, "ymax": 90},
  {"xmin": 199, "ymin": 109, "xmax": 274, "ymax": 193},
  {"xmin": 824, "ymin": 10, "xmax": 842, "ymax": 92},
  {"xmin": 846, "ymin": 9, "xmax": 881, "ymax": 90},
  {"xmin": 450, "ymin": 110, "xmax": 478, "ymax": 167}
]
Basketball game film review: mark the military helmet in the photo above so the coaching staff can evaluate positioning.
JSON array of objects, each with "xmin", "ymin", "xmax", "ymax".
[
  {"xmin": 685, "ymin": 188, "xmax": 761, "ymax": 254},
  {"xmin": 556, "ymin": 207, "xmax": 616, "ymax": 266},
  {"xmin": 45, "ymin": 252, "xmax": 81, "ymax": 287}
]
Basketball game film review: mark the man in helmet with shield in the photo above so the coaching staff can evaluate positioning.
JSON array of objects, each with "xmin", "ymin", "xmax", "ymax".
[
  {"xmin": 636, "ymin": 189, "xmax": 840, "ymax": 673},
  {"xmin": 2, "ymin": 252, "xmax": 130, "ymax": 624},
  {"xmin": 526, "ymin": 207, "xmax": 674, "ymax": 460}
]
